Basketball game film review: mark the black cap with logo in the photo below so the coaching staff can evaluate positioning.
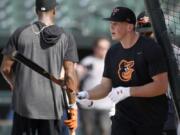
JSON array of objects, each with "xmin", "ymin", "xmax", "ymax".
[
  {"xmin": 103, "ymin": 7, "xmax": 136, "ymax": 25},
  {"xmin": 36, "ymin": 0, "xmax": 57, "ymax": 12}
]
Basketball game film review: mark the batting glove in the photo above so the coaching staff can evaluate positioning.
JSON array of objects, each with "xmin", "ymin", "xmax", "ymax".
[
  {"xmin": 108, "ymin": 87, "xmax": 131, "ymax": 104},
  {"xmin": 76, "ymin": 99, "xmax": 93, "ymax": 108},
  {"xmin": 77, "ymin": 91, "xmax": 89, "ymax": 99}
]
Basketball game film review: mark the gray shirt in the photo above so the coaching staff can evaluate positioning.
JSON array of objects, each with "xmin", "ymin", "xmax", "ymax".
[{"xmin": 2, "ymin": 22, "xmax": 78, "ymax": 119}]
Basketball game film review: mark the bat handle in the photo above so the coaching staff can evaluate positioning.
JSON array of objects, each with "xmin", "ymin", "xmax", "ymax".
[{"xmin": 70, "ymin": 129, "xmax": 76, "ymax": 135}]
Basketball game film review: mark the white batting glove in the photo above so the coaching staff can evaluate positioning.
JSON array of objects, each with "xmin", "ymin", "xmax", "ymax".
[
  {"xmin": 77, "ymin": 91, "xmax": 89, "ymax": 99},
  {"xmin": 76, "ymin": 99, "xmax": 93, "ymax": 108},
  {"xmin": 109, "ymin": 103, "xmax": 116, "ymax": 117},
  {"xmin": 108, "ymin": 87, "xmax": 131, "ymax": 104}
]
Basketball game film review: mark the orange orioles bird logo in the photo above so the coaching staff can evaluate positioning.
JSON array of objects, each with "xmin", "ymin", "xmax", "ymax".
[{"xmin": 118, "ymin": 60, "xmax": 135, "ymax": 82}]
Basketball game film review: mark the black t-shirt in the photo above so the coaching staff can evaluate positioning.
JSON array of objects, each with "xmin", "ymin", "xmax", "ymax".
[{"xmin": 103, "ymin": 36, "xmax": 168, "ymax": 126}]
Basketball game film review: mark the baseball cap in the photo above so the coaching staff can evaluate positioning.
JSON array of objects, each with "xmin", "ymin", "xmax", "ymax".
[
  {"xmin": 136, "ymin": 11, "xmax": 153, "ymax": 32},
  {"xmin": 36, "ymin": 0, "xmax": 58, "ymax": 12},
  {"xmin": 103, "ymin": 7, "xmax": 136, "ymax": 25}
]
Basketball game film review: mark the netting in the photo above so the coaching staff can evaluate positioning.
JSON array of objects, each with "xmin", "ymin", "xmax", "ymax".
[{"xmin": 159, "ymin": 0, "xmax": 180, "ymax": 72}]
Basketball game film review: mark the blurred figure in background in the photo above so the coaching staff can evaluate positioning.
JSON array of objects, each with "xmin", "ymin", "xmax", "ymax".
[
  {"xmin": 76, "ymin": 37, "xmax": 113, "ymax": 135},
  {"xmin": 136, "ymin": 11, "xmax": 178, "ymax": 135}
]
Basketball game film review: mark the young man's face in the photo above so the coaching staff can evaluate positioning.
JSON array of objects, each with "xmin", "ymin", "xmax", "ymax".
[{"xmin": 110, "ymin": 21, "xmax": 130, "ymax": 41}]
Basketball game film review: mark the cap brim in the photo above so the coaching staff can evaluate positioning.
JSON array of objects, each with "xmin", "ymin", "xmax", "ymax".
[
  {"xmin": 103, "ymin": 18, "xmax": 122, "ymax": 22},
  {"xmin": 103, "ymin": 18, "xmax": 112, "ymax": 21}
]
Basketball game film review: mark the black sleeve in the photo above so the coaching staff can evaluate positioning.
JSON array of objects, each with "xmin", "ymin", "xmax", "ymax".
[
  {"xmin": 64, "ymin": 33, "xmax": 79, "ymax": 62},
  {"xmin": 2, "ymin": 25, "xmax": 29, "ymax": 55},
  {"xmin": 2, "ymin": 31, "xmax": 18, "ymax": 55},
  {"xmin": 103, "ymin": 49, "xmax": 112, "ymax": 79},
  {"xmin": 144, "ymin": 40, "xmax": 167, "ymax": 77}
]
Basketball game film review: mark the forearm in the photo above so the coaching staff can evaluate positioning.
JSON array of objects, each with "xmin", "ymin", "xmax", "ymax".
[
  {"xmin": 88, "ymin": 84, "xmax": 110, "ymax": 100},
  {"xmin": 88, "ymin": 77, "xmax": 112, "ymax": 100},
  {"xmin": 131, "ymin": 73, "xmax": 168, "ymax": 97},
  {"xmin": 1, "ymin": 71, "xmax": 13, "ymax": 86},
  {"xmin": 131, "ymin": 82, "xmax": 167, "ymax": 97},
  {"xmin": 0, "ymin": 56, "xmax": 14, "ymax": 87},
  {"xmin": 65, "ymin": 70, "xmax": 78, "ymax": 104}
]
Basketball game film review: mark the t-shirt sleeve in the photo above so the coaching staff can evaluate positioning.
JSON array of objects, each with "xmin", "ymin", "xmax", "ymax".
[
  {"xmin": 2, "ymin": 30, "xmax": 19, "ymax": 55},
  {"xmin": 144, "ymin": 40, "xmax": 167, "ymax": 77},
  {"xmin": 103, "ymin": 49, "xmax": 112, "ymax": 79},
  {"xmin": 64, "ymin": 33, "xmax": 79, "ymax": 63},
  {"xmin": 2, "ymin": 25, "xmax": 28, "ymax": 55}
]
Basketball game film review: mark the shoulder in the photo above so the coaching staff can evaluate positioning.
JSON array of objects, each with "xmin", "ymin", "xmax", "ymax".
[
  {"xmin": 140, "ymin": 36, "xmax": 161, "ymax": 51},
  {"xmin": 104, "ymin": 43, "xmax": 120, "ymax": 59},
  {"xmin": 9, "ymin": 24, "xmax": 31, "ymax": 43},
  {"xmin": 140, "ymin": 36, "xmax": 156, "ymax": 45},
  {"xmin": 60, "ymin": 29, "xmax": 74, "ymax": 39},
  {"xmin": 8, "ymin": 24, "xmax": 31, "ymax": 44},
  {"xmin": 13, "ymin": 24, "xmax": 31, "ymax": 36},
  {"xmin": 60, "ymin": 30, "xmax": 77, "ymax": 46},
  {"xmin": 108, "ymin": 43, "xmax": 120, "ymax": 53},
  {"xmin": 140, "ymin": 36, "xmax": 166, "ymax": 61}
]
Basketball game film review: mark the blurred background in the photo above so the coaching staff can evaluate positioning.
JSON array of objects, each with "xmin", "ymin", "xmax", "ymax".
[{"xmin": 0, "ymin": 0, "xmax": 179, "ymax": 134}]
